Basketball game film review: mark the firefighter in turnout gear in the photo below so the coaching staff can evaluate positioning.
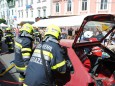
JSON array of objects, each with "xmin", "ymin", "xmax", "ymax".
[
  {"xmin": 14, "ymin": 23, "xmax": 34, "ymax": 83},
  {"xmin": 0, "ymin": 28, "xmax": 3, "ymax": 53},
  {"xmin": 33, "ymin": 29, "xmax": 41, "ymax": 45},
  {"xmin": 4, "ymin": 27, "xmax": 14, "ymax": 53},
  {"xmin": 24, "ymin": 24, "xmax": 67, "ymax": 86}
]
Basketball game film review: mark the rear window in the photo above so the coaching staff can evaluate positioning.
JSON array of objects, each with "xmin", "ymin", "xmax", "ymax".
[{"xmin": 78, "ymin": 21, "xmax": 114, "ymax": 43}]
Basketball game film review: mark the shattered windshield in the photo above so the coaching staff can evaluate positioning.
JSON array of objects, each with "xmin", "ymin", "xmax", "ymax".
[{"xmin": 79, "ymin": 21, "xmax": 114, "ymax": 43}]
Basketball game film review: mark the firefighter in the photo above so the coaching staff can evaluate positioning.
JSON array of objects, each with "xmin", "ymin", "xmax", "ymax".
[
  {"xmin": 0, "ymin": 28, "xmax": 3, "ymax": 54},
  {"xmin": 33, "ymin": 28, "xmax": 41, "ymax": 45},
  {"xmin": 4, "ymin": 27, "xmax": 14, "ymax": 53},
  {"xmin": 14, "ymin": 23, "xmax": 34, "ymax": 84},
  {"xmin": 24, "ymin": 24, "xmax": 67, "ymax": 86}
]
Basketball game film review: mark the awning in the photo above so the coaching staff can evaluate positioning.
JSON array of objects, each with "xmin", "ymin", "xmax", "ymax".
[
  {"xmin": 32, "ymin": 15, "xmax": 88, "ymax": 27},
  {"xmin": 16, "ymin": 18, "xmax": 35, "ymax": 26},
  {"xmin": 0, "ymin": 23, "xmax": 8, "ymax": 27}
]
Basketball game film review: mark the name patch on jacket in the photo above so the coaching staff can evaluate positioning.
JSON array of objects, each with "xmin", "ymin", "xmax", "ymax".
[
  {"xmin": 37, "ymin": 44, "xmax": 52, "ymax": 51},
  {"xmin": 30, "ymin": 56, "xmax": 42, "ymax": 65}
]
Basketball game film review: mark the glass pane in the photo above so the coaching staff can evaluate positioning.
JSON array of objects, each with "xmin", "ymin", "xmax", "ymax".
[
  {"xmin": 78, "ymin": 21, "xmax": 114, "ymax": 43},
  {"xmin": 82, "ymin": 2, "xmax": 84, "ymax": 10},
  {"xmin": 85, "ymin": 2, "xmax": 87, "ymax": 10},
  {"xmin": 56, "ymin": 3, "xmax": 59, "ymax": 12},
  {"xmin": 43, "ymin": 9, "xmax": 46, "ymax": 17},
  {"xmin": 38, "ymin": 10, "xmax": 40, "ymax": 17}
]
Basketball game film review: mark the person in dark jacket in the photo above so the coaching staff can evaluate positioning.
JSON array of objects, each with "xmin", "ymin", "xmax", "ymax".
[
  {"xmin": 14, "ymin": 23, "xmax": 34, "ymax": 83},
  {"xmin": 4, "ymin": 27, "xmax": 14, "ymax": 53},
  {"xmin": 33, "ymin": 29, "xmax": 41, "ymax": 45},
  {"xmin": 24, "ymin": 24, "xmax": 67, "ymax": 86},
  {"xmin": 67, "ymin": 28, "xmax": 73, "ymax": 39},
  {"xmin": 0, "ymin": 28, "xmax": 3, "ymax": 54}
]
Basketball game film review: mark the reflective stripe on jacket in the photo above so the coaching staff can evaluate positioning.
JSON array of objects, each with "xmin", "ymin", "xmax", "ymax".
[{"xmin": 14, "ymin": 36, "xmax": 33, "ymax": 68}]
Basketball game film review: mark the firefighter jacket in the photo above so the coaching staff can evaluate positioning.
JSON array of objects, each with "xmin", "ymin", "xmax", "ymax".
[
  {"xmin": 33, "ymin": 31, "xmax": 41, "ymax": 41},
  {"xmin": 0, "ymin": 29, "xmax": 3, "ymax": 52},
  {"xmin": 33, "ymin": 31, "xmax": 40, "ymax": 37},
  {"xmin": 24, "ymin": 36, "xmax": 66, "ymax": 86},
  {"xmin": 14, "ymin": 36, "xmax": 33, "ymax": 72},
  {"xmin": 0, "ymin": 29, "xmax": 3, "ymax": 37},
  {"xmin": 4, "ymin": 32, "xmax": 14, "ymax": 43}
]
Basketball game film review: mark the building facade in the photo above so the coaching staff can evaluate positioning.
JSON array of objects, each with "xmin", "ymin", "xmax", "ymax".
[
  {"xmin": 0, "ymin": 0, "xmax": 16, "ymax": 26},
  {"xmin": 0, "ymin": 0, "xmax": 52, "ymax": 27},
  {"xmin": 15, "ymin": 0, "xmax": 52, "ymax": 25},
  {"xmin": 52, "ymin": 0, "xmax": 115, "ymax": 16},
  {"xmin": 0, "ymin": 0, "xmax": 115, "ymax": 27},
  {"xmin": 0, "ymin": 0, "xmax": 9, "ymax": 23}
]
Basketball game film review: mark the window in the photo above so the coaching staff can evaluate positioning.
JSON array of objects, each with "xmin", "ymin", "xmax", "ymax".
[
  {"xmin": 82, "ymin": 0, "xmax": 87, "ymax": 11},
  {"xmin": 67, "ymin": 0, "xmax": 71, "ymax": 11},
  {"xmin": 3, "ymin": 11, "xmax": 5, "ymax": 16},
  {"xmin": 18, "ymin": 0, "xmax": 20, "ymax": 7},
  {"xmin": 9, "ymin": 11, "xmax": 10, "ymax": 16},
  {"xmin": 12, "ymin": 9, "xmax": 13, "ymax": 15},
  {"xmin": 31, "ymin": 10, "xmax": 33, "ymax": 17},
  {"xmin": 0, "ymin": 12, "xmax": 2, "ymax": 17},
  {"xmin": 18, "ymin": 10, "xmax": 20, "ymax": 18},
  {"xmin": 38, "ymin": 10, "xmax": 40, "ymax": 17},
  {"xmin": 43, "ymin": 9, "xmax": 46, "ymax": 18},
  {"xmin": 56, "ymin": 2, "xmax": 59, "ymax": 12},
  {"xmin": 26, "ymin": 0, "xmax": 28, "ymax": 5},
  {"xmin": 31, "ymin": 0, "xmax": 33, "ymax": 4},
  {"xmin": 21, "ymin": 11, "xmax": 23, "ymax": 18},
  {"xmin": 37, "ymin": 0, "xmax": 41, "ymax": 3},
  {"xmin": 42, "ymin": 0, "xmax": 46, "ymax": 2},
  {"xmin": 26, "ymin": 10, "xmax": 28, "ymax": 18},
  {"xmin": 100, "ymin": 0, "xmax": 107, "ymax": 10},
  {"xmin": 13, "ymin": 0, "xmax": 15, "ymax": 5},
  {"xmin": 21, "ymin": 0, "xmax": 23, "ymax": 6}
]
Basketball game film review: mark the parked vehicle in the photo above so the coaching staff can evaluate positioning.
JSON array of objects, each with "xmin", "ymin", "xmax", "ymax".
[{"xmin": 56, "ymin": 14, "xmax": 115, "ymax": 86}]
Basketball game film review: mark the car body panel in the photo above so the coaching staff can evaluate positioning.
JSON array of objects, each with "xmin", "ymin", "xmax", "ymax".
[{"xmin": 59, "ymin": 14, "xmax": 115, "ymax": 86}]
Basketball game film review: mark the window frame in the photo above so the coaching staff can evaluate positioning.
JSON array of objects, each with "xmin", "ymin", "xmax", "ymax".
[
  {"xmin": 42, "ymin": 0, "xmax": 46, "ymax": 2},
  {"xmin": 43, "ymin": 9, "xmax": 46, "ymax": 18},
  {"xmin": 81, "ymin": 0, "xmax": 87, "ymax": 11},
  {"xmin": 26, "ymin": 10, "xmax": 28, "ymax": 18},
  {"xmin": 21, "ymin": 10, "xmax": 23, "ymax": 18},
  {"xmin": 31, "ymin": 10, "xmax": 33, "ymax": 17},
  {"xmin": 26, "ymin": 0, "xmax": 28, "ymax": 5},
  {"xmin": 21, "ymin": 0, "xmax": 23, "ymax": 7},
  {"xmin": 37, "ymin": 0, "xmax": 41, "ymax": 3},
  {"xmin": 38, "ymin": 9, "xmax": 41, "ymax": 18},
  {"xmin": 100, "ymin": 0, "xmax": 108, "ymax": 10},
  {"xmin": 31, "ymin": 0, "xmax": 33, "ymax": 4},
  {"xmin": 67, "ymin": 0, "xmax": 72, "ymax": 12},
  {"xmin": 56, "ymin": 2, "xmax": 59, "ymax": 12},
  {"xmin": 18, "ymin": 10, "xmax": 20, "ymax": 18}
]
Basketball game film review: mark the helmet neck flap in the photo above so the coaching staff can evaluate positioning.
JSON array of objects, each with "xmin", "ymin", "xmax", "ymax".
[
  {"xmin": 20, "ymin": 31, "xmax": 33, "ymax": 39},
  {"xmin": 43, "ymin": 36, "xmax": 59, "ymax": 44}
]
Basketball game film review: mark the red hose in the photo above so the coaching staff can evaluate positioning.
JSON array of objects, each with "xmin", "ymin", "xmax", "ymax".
[{"xmin": 0, "ymin": 80, "xmax": 23, "ymax": 85}]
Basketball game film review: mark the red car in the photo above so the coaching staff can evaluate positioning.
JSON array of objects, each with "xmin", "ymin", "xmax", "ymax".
[{"xmin": 56, "ymin": 14, "xmax": 115, "ymax": 86}]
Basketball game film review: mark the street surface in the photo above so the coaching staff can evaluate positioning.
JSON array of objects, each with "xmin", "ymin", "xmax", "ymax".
[
  {"xmin": 0, "ymin": 40, "xmax": 20, "ymax": 86},
  {"xmin": 0, "ymin": 38, "xmax": 114, "ymax": 86}
]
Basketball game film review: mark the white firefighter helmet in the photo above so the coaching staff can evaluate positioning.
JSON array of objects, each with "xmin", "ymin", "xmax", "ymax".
[{"xmin": 84, "ymin": 31, "xmax": 93, "ymax": 38}]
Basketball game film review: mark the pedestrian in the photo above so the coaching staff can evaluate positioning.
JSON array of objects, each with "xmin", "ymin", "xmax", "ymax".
[
  {"xmin": 67, "ymin": 28, "xmax": 73, "ymax": 39},
  {"xmin": 33, "ymin": 28, "xmax": 41, "ymax": 45},
  {"xmin": 14, "ymin": 23, "xmax": 34, "ymax": 84},
  {"xmin": 24, "ymin": 24, "xmax": 67, "ymax": 86},
  {"xmin": 61, "ymin": 28, "xmax": 67, "ymax": 39}
]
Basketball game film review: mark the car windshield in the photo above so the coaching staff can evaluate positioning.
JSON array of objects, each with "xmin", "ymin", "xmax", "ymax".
[{"xmin": 78, "ymin": 21, "xmax": 114, "ymax": 43}]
